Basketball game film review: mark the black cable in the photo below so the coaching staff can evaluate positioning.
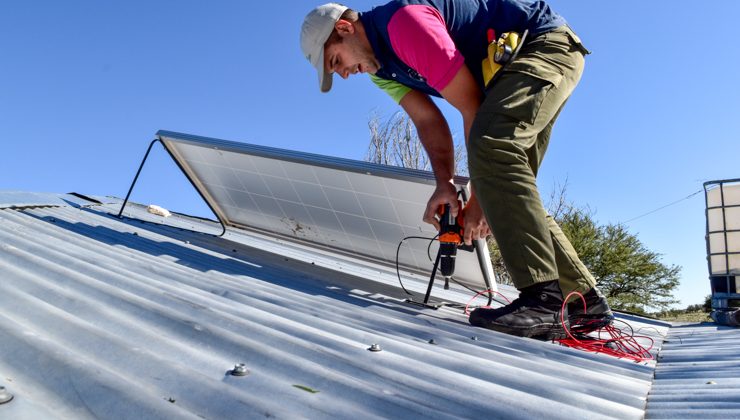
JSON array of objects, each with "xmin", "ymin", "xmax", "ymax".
[
  {"xmin": 395, "ymin": 235, "xmax": 437, "ymax": 296},
  {"xmin": 396, "ymin": 235, "xmax": 507, "ymax": 309},
  {"xmin": 447, "ymin": 276, "xmax": 482, "ymax": 295},
  {"xmin": 427, "ymin": 233, "xmax": 439, "ymax": 260},
  {"xmin": 623, "ymin": 189, "xmax": 702, "ymax": 223}
]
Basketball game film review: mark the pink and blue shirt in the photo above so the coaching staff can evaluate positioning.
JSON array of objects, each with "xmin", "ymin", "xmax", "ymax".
[{"xmin": 360, "ymin": 0, "xmax": 565, "ymax": 102}]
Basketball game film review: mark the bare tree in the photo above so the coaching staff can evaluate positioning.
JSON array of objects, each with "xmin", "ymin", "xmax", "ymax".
[
  {"xmin": 546, "ymin": 177, "xmax": 571, "ymax": 220},
  {"xmin": 366, "ymin": 111, "xmax": 467, "ymax": 175}
]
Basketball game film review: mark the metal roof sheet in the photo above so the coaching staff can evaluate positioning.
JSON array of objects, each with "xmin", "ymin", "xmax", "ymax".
[
  {"xmin": 0, "ymin": 191, "xmax": 112, "ymax": 210},
  {"xmin": 646, "ymin": 323, "xmax": 740, "ymax": 419},
  {"xmin": 0, "ymin": 194, "xmax": 695, "ymax": 419}
]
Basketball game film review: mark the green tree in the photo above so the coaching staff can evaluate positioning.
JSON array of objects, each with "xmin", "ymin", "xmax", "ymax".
[
  {"xmin": 493, "ymin": 181, "xmax": 681, "ymax": 312},
  {"xmin": 559, "ymin": 205, "xmax": 680, "ymax": 312}
]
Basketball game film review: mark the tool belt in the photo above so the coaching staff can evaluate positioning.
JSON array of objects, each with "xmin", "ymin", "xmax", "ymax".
[{"xmin": 481, "ymin": 29, "xmax": 529, "ymax": 87}]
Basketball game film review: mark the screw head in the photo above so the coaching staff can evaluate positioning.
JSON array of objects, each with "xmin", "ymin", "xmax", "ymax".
[
  {"xmin": 428, "ymin": 339, "xmax": 437, "ymax": 345},
  {"xmin": 368, "ymin": 344, "xmax": 382, "ymax": 352},
  {"xmin": 0, "ymin": 386, "xmax": 13, "ymax": 405},
  {"xmin": 471, "ymin": 336, "xmax": 479, "ymax": 341},
  {"xmin": 231, "ymin": 363, "xmax": 249, "ymax": 376}
]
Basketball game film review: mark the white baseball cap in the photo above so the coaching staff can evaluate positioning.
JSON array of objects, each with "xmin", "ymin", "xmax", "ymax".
[{"xmin": 300, "ymin": 3, "xmax": 349, "ymax": 93}]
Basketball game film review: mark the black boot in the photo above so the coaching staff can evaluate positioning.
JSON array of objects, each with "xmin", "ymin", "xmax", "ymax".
[
  {"xmin": 567, "ymin": 287, "xmax": 614, "ymax": 332},
  {"xmin": 469, "ymin": 280, "xmax": 568, "ymax": 339}
]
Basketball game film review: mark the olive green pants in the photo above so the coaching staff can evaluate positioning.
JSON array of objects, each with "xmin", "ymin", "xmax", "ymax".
[{"xmin": 468, "ymin": 26, "xmax": 595, "ymax": 296}]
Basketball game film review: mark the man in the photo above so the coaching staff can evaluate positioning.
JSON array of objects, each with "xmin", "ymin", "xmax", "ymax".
[{"xmin": 300, "ymin": 1, "xmax": 612, "ymax": 339}]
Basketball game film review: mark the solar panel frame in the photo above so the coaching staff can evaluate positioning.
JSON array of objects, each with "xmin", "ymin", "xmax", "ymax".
[{"xmin": 157, "ymin": 130, "xmax": 496, "ymax": 292}]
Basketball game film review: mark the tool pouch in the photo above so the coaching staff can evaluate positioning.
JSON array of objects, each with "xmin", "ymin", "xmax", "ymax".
[{"xmin": 481, "ymin": 30, "xmax": 527, "ymax": 87}]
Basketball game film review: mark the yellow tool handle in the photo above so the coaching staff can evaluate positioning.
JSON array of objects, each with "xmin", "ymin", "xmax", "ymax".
[{"xmin": 481, "ymin": 31, "xmax": 522, "ymax": 87}]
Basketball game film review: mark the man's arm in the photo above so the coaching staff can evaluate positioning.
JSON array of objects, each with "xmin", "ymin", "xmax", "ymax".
[
  {"xmin": 384, "ymin": 5, "xmax": 489, "ymax": 242},
  {"xmin": 439, "ymin": 64, "xmax": 482, "ymax": 146},
  {"xmin": 439, "ymin": 65, "xmax": 490, "ymax": 245},
  {"xmin": 399, "ymin": 89, "xmax": 458, "ymax": 230}
]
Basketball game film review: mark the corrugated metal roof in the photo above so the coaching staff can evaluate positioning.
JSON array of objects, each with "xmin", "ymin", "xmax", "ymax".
[
  {"xmin": 646, "ymin": 323, "xmax": 740, "ymax": 419},
  {"xmin": 0, "ymin": 194, "xmax": 689, "ymax": 419},
  {"xmin": 0, "ymin": 191, "xmax": 111, "ymax": 209}
]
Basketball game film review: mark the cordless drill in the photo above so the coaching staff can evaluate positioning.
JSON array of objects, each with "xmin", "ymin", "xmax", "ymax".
[{"xmin": 438, "ymin": 202, "xmax": 474, "ymax": 288}]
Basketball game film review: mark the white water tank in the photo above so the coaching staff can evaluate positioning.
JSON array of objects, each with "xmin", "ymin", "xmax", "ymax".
[{"xmin": 705, "ymin": 179, "xmax": 740, "ymax": 310}]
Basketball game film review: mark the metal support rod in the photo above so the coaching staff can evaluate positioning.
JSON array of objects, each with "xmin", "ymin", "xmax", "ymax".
[
  {"xmin": 117, "ymin": 138, "xmax": 160, "ymax": 219},
  {"xmin": 460, "ymin": 186, "xmax": 494, "ymax": 306},
  {"xmin": 423, "ymin": 251, "xmax": 443, "ymax": 305},
  {"xmin": 474, "ymin": 240, "xmax": 494, "ymax": 306},
  {"xmin": 115, "ymin": 138, "xmax": 227, "ymax": 237}
]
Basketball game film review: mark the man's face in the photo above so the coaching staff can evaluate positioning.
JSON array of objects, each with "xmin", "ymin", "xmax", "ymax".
[{"xmin": 323, "ymin": 20, "xmax": 380, "ymax": 80}]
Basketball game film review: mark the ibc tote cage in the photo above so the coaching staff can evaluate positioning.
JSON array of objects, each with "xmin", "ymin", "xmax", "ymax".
[{"xmin": 705, "ymin": 178, "xmax": 740, "ymax": 311}]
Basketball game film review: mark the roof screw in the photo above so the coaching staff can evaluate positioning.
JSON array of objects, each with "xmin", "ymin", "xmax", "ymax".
[
  {"xmin": 706, "ymin": 380, "xmax": 717, "ymax": 385},
  {"xmin": 368, "ymin": 344, "xmax": 382, "ymax": 352},
  {"xmin": 428, "ymin": 339, "xmax": 437, "ymax": 345},
  {"xmin": 232, "ymin": 249, "xmax": 237, "ymax": 253},
  {"xmin": 133, "ymin": 232, "xmax": 138, "ymax": 236},
  {"xmin": 471, "ymin": 336, "xmax": 479, "ymax": 341},
  {"xmin": 185, "ymin": 240, "xmax": 190, "ymax": 244},
  {"xmin": 231, "ymin": 363, "xmax": 249, "ymax": 377},
  {"xmin": 0, "ymin": 386, "xmax": 13, "ymax": 404}
]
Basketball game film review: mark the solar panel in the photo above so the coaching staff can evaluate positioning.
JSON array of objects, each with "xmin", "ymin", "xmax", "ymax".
[{"xmin": 158, "ymin": 130, "xmax": 496, "ymax": 292}]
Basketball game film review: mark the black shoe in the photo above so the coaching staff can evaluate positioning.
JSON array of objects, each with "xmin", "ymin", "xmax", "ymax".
[
  {"xmin": 469, "ymin": 280, "xmax": 568, "ymax": 340},
  {"xmin": 567, "ymin": 287, "xmax": 614, "ymax": 332}
]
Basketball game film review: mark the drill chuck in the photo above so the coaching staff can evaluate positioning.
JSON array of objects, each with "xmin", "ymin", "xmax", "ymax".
[{"xmin": 439, "ymin": 242, "xmax": 457, "ymax": 278}]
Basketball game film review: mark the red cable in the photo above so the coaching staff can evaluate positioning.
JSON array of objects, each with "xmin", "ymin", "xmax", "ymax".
[
  {"xmin": 555, "ymin": 291, "xmax": 654, "ymax": 362},
  {"xmin": 464, "ymin": 289, "xmax": 654, "ymax": 362},
  {"xmin": 464, "ymin": 289, "xmax": 511, "ymax": 315}
]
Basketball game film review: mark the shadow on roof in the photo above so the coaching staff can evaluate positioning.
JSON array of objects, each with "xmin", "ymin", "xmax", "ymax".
[{"xmin": 23, "ymin": 207, "xmax": 456, "ymax": 323}]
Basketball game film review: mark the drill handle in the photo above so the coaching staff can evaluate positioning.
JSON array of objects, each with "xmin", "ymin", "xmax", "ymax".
[{"xmin": 437, "ymin": 201, "xmax": 464, "ymax": 228}]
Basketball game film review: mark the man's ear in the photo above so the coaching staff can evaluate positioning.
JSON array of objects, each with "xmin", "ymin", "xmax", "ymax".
[{"xmin": 334, "ymin": 19, "xmax": 355, "ymax": 36}]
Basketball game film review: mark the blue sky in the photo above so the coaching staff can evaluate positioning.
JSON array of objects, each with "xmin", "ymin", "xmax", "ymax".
[{"xmin": 2, "ymin": 1, "xmax": 738, "ymax": 308}]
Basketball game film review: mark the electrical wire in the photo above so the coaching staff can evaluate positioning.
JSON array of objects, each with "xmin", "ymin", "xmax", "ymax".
[
  {"xmin": 623, "ymin": 189, "xmax": 702, "ymax": 223},
  {"xmin": 448, "ymin": 276, "xmax": 491, "ymax": 297},
  {"xmin": 395, "ymin": 234, "xmax": 502, "ymax": 308},
  {"xmin": 554, "ymin": 291, "xmax": 654, "ymax": 362},
  {"xmin": 461, "ymin": 289, "xmax": 654, "ymax": 361},
  {"xmin": 426, "ymin": 233, "xmax": 439, "ymax": 261},
  {"xmin": 464, "ymin": 289, "xmax": 512, "ymax": 315},
  {"xmin": 399, "ymin": 235, "xmax": 653, "ymax": 362},
  {"xmin": 395, "ymin": 235, "xmax": 437, "ymax": 296}
]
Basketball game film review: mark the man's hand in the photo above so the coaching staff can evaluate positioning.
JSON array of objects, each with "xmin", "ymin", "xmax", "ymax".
[
  {"xmin": 462, "ymin": 195, "xmax": 491, "ymax": 245},
  {"xmin": 423, "ymin": 181, "xmax": 458, "ymax": 231}
]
